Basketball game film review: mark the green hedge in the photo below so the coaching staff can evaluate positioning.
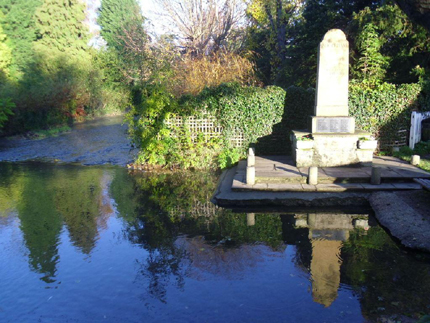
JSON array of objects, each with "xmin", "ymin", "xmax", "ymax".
[
  {"xmin": 349, "ymin": 81, "xmax": 422, "ymax": 148},
  {"xmin": 282, "ymin": 82, "xmax": 423, "ymax": 150},
  {"xmin": 126, "ymin": 83, "xmax": 286, "ymax": 169},
  {"xmin": 128, "ymin": 81, "xmax": 423, "ymax": 169}
]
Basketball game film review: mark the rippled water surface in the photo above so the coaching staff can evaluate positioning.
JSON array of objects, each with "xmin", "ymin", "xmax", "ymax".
[
  {"xmin": 0, "ymin": 162, "xmax": 430, "ymax": 323},
  {"xmin": 0, "ymin": 116, "xmax": 134, "ymax": 165}
]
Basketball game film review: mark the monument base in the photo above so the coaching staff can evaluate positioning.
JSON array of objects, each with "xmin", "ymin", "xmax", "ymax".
[
  {"xmin": 291, "ymin": 130, "xmax": 376, "ymax": 167},
  {"xmin": 311, "ymin": 116, "xmax": 355, "ymax": 134}
]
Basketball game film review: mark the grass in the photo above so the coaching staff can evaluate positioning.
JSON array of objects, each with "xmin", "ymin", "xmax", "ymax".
[{"xmin": 391, "ymin": 142, "xmax": 430, "ymax": 172}]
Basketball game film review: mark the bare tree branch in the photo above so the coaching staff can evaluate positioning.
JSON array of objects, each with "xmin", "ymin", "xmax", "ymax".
[{"xmin": 155, "ymin": 0, "xmax": 246, "ymax": 55}]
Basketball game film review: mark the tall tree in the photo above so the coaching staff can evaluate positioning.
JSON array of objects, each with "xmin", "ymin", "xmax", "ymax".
[
  {"xmin": 98, "ymin": 0, "xmax": 151, "ymax": 86},
  {"xmin": 0, "ymin": 11, "xmax": 12, "ymax": 76},
  {"xmin": 246, "ymin": 0, "xmax": 303, "ymax": 84},
  {"xmin": 395, "ymin": 0, "xmax": 430, "ymax": 32},
  {"xmin": 98, "ymin": 0, "xmax": 144, "ymax": 50},
  {"xmin": 0, "ymin": 0, "xmax": 42, "ymax": 77},
  {"xmin": 155, "ymin": 0, "xmax": 246, "ymax": 55},
  {"xmin": 349, "ymin": 3, "xmax": 430, "ymax": 84},
  {"xmin": 33, "ymin": 0, "xmax": 90, "ymax": 61}
]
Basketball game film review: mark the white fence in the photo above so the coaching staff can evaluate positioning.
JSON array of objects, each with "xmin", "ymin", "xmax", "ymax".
[
  {"xmin": 409, "ymin": 111, "xmax": 430, "ymax": 149},
  {"xmin": 163, "ymin": 112, "xmax": 245, "ymax": 147}
]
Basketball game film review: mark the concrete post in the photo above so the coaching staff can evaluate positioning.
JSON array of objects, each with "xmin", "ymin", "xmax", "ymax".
[
  {"xmin": 371, "ymin": 166, "xmax": 381, "ymax": 185},
  {"xmin": 247, "ymin": 154, "xmax": 255, "ymax": 167},
  {"xmin": 247, "ymin": 213, "xmax": 256, "ymax": 226},
  {"xmin": 246, "ymin": 166, "xmax": 255, "ymax": 185},
  {"xmin": 248, "ymin": 147, "xmax": 255, "ymax": 156},
  {"xmin": 308, "ymin": 167, "xmax": 318, "ymax": 185},
  {"xmin": 411, "ymin": 155, "xmax": 420, "ymax": 166}
]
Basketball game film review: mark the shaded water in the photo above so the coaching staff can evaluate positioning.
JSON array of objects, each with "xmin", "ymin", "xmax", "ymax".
[{"xmin": 0, "ymin": 162, "xmax": 430, "ymax": 322}]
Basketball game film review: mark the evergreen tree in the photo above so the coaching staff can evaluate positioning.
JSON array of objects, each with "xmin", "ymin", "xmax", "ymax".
[
  {"xmin": 0, "ymin": 11, "xmax": 12, "ymax": 76},
  {"xmin": 355, "ymin": 23, "xmax": 388, "ymax": 83},
  {"xmin": 98, "ymin": 0, "xmax": 144, "ymax": 50},
  {"xmin": 98, "ymin": 0, "xmax": 151, "ymax": 87},
  {"xmin": 0, "ymin": 0, "xmax": 42, "ymax": 77},
  {"xmin": 33, "ymin": 0, "xmax": 90, "ymax": 62}
]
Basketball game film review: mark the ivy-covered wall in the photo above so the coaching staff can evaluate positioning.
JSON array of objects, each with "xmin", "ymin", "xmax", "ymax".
[
  {"xmin": 349, "ymin": 81, "xmax": 423, "ymax": 148},
  {"xmin": 284, "ymin": 82, "xmax": 425, "ymax": 150},
  {"xmin": 127, "ymin": 81, "xmax": 427, "ymax": 170},
  {"xmin": 126, "ymin": 83, "xmax": 286, "ymax": 169}
]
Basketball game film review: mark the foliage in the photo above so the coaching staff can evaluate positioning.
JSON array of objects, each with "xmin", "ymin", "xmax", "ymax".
[
  {"xmin": 171, "ymin": 51, "xmax": 259, "ymax": 97},
  {"xmin": 393, "ymin": 144, "xmax": 430, "ymax": 173},
  {"xmin": 0, "ymin": 0, "xmax": 42, "ymax": 77},
  {"xmin": 155, "ymin": 0, "xmax": 246, "ymax": 55},
  {"xmin": 0, "ymin": 11, "xmax": 11, "ymax": 76},
  {"xmin": 98, "ymin": 0, "xmax": 143, "ymax": 51},
  {"xmin": 0, "ymin": 97, "xmax": 14, "ymax": 130},
  {"xmin": 217, "ymin": 148, "xmax": 242, "ymax": 169},
  {"xmin": 283, "ymin": 85, "xmax": 315, "ymax": 132},
  {"xmin": 354, "ymin": 23, "xmax": 388, "ymax": 83},
  {"xmin": 127, "ymin": 83, "xmax": 286, "ymax": 169},
  {"xmin": 33, "ymin": 0, "xmax": 90, "ymax": 60},
  {"xmin": 98, "ymin": 0, "xmax": 152, "ymax": 87},
  {"xmin": 1, "ymin": 54, "xmax": 101, "ymax": 132},
  {"xmin": 245, "ymin": 0, "xmax": 430, "ymax": 88},
  {"xmin": 349, "ymin": 4, "xmax": 430, "ymax": 84},
  {"xmin": 245, "ymin": 0, "xmax": 303, "ymax": 85},
  {"xmin": 349, "ymin": 81, "xmax": 422, "ymax": 148}
]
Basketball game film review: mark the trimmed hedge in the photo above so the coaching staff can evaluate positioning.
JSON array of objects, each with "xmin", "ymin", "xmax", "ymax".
[
  {"xmin": 128, "ymin": 80, "xmax": 423, "ymax": 170},
  {"xmin": 127, "ymin": 83, "xmax": 286, "ymax": 169},
  {"xmin": 281, "ymin": 82, "xmax": 423, "ymax": 150},
  {"xmin": 349, "ymin": 81, "xmax": 422, "ymax": 148}
]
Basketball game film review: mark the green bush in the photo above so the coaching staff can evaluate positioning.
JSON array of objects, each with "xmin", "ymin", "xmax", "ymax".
[
  {"xmin": 349, "ymin": 81, "xmax": 422, "ymax": 148},
  {"xmin": 127, "ymin": 83, "xmax": 286, "ymax": 169},
  {"xmin": 0, "ymin": 98, "xmax": 14, "ymax": 130}
]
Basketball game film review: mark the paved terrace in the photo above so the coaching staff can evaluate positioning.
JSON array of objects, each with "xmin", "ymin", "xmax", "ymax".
[{"xmin": 232, "ymin": 156, "xmax": 430, "ymax": 192}]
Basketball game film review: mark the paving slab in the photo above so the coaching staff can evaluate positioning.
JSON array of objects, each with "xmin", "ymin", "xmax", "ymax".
[
  {"xmin": 414, "ymin": 178, "xmax": 430, "ymax": 191},
  {"xmin": 213, "ymin": 166, "xmax": 371, "ymax": 208},
  {"xmin": 301, "ymin": 184, "xmax": 317, "ymax": 192},
  {"xmin": 235, "ymin": 155, "xmax": 430, "ymax": 192},
  {"xmin": 267, "ymin": 183, "xmax": 303, "ymax": 191}
]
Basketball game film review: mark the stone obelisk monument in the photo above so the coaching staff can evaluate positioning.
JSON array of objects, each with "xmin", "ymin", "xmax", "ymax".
[
  {"xmin": 292, "ymin": 29, "xmax": 376, "ymax": 167},
  {"xmin": 311, "ymin": 29, "xmax": 355, "ymax": 134}
]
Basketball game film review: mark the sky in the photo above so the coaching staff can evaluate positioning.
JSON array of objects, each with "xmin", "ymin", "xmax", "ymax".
[{"xmin": 139, "ymin": 0, "xmax": 168, "ymax": 35}]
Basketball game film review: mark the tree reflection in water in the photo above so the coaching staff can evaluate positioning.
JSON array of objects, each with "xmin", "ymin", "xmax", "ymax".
[
  {"xmin": 1, "ymin": 164, "xmax": 430, "ymax": 321},
  {"xmin": 118, "ymin": 170, "xmax": 430, "ymax": 320}
]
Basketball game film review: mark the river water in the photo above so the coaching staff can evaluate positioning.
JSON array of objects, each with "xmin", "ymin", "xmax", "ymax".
[
  {"xmin": 0, "ymin": 118, "xmax": 429, "ymax": 322},
  {"xmin": 0, "ymin": 116, "xmax": 135, "ymax": 166}
]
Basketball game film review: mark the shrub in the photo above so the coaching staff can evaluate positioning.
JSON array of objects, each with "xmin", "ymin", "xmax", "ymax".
[
  {"xmin": 0, "ymin": 98, "xmax": 14, "ymax": 130},
  {"xmin": 171, "ymin": 52, "xmax": 259, "ymax": 97},
  {"xmin": 349, "ymin": 81, "xmax": 422, "ymax": 148},
  {"xmin": 127, "ymin": 83, "xmax": 286, "ymax": 169},
  {"xmin": 278, "ymin": 82, "xmax": 423, "ymax": 150}
]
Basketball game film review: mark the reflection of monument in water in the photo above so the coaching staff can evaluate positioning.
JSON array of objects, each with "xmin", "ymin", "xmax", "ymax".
[{"xmin": 295, "ymin": 213, "xmax": 369, "ymax": 307}]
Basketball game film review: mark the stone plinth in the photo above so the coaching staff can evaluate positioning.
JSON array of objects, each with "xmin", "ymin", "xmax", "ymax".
[
  {"xmin": 311, "ymin": 116, "xmax": 355, "ymax": 134},
  {"xmin": 292, "ymin": 130, "xmax": 376, "ymax": 167}
]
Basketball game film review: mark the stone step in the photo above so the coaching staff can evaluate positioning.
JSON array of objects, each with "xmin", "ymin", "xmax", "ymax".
[
  {"xmin": 232, "ymin": 179, "xmax": 422, "ymax": 193},
  {"xmin": 414, "ymin": 178, "xmax": 430, "ymax": 191},
  {"xmin": 254, "ymin": 175, "xmax": 416, "ymax": 184}
]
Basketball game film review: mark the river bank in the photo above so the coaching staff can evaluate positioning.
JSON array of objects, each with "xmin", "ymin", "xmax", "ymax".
[{"xmin": 370, "ymin": 190, "xmax": 430, "ymax": 252}]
